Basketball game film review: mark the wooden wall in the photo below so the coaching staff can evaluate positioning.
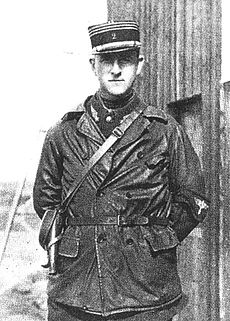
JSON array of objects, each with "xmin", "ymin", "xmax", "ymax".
[
  {"xmin": 220, "ymin": 82, "xmax": 230, "ymax": 321},
  {"xmin": 107, "ymin": 1, "xmax": 222, "ymax": 320}
]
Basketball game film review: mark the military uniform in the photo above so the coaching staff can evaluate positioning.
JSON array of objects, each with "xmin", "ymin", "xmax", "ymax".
[{"xmin": 33, "ymin": 21, "xmax": 209, "ymax": 321}]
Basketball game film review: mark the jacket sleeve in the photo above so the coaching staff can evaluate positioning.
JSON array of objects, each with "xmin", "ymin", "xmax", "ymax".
[
  {"xmin": 168, "ymin": 122, "xmax": 209, "ymax": 242},
  {"xmin": 33, "ymin": 125, "xmax": 63, "ymax": 219}
]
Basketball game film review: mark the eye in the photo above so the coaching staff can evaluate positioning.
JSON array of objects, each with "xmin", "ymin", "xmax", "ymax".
[
  {"xmin": 99, "ymin": 55, "xmax": 113, "ymax": 64},
  {"xmin": 119, "ymin": 54, "xmax": 137, "ymax": 65},
  {"xmin": 119, "ymin": 57, "xmax": 132, "ymax": 64}
]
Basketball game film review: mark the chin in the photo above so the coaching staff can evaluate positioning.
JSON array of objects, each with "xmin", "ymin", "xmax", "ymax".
[
  {"xmin": 108, "ymin": 88, "xmax": 128, "ymax": 97},
  {"xmin": 110, "ymin": 91, "xmax": 125, "ymax": 97}
]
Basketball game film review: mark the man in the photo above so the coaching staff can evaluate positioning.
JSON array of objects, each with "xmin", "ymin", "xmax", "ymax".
[{"xmin": 33, "ymin": 21, "xmax": 209, "ymax": 321}]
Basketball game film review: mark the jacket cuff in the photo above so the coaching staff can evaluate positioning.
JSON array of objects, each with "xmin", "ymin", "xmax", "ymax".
[
  {"xmin": 174, "ymin": 191, "xmax": 209, "ymax": 223},
  {"xmin": 169, "ymin": 191, "xmax": 210, "ymax": 242},
  {"xmin": 169, "ymin": 202, "xmax": 197, "ymax": 242}
]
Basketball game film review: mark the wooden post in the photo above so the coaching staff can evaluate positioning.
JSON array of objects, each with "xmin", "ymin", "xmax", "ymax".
[
  {"xmin": 0, "ymin": 176, "xmax": 26, "ymax": 265},
  {"xmin": 219, "ymin": 82, "xmax": 230, "ymax": 320}
]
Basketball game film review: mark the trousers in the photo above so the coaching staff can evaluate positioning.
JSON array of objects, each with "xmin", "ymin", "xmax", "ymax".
[{"xmin": 47, "ymin": 299, "xmax": 174, "ymax": 321}]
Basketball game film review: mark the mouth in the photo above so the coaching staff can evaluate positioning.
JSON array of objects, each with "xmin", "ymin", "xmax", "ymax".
[{"xmin": 109, "ymin": 79, "xmax": 124, "ymax": 82}]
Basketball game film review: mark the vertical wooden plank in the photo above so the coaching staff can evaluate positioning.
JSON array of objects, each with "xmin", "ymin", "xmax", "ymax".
[
  {"xmin": 200, "ymin": 1, "xmax": 212, "ymax": 194},
  {"xmin": 176, "ymin": 0, "xmax": 186, "ymax": 99},
  {"xmin": 139, "ymin": 0, "xmax": 150, "ymax": 103},
  {"xmin": 107, "ymin": 0, "xmax": 136, "ymax": 21},
  {"xmin": 199, "ymin": 10, "xmax": 213, "ymax": 305},
  {"xmin": 200, "ymin": 0, "xmax": 221, "ymax": 320},
  {"xmin": 209, "ymin": 1, "xmax": 221, "ymax": 320},
  {"xmin": 220, "ymin": 82, "xmax": 230, "ymax": 321},
  {"xmin": 184, "ymin": 0, "xmax": 194, "ymax": 97},
  {"xmin": 163, "ymin": 0, "xmax": 173, "ymax": 107},
  {"xmin": 148, "ymin": 0, "xmax": 158, "ymax": 106},
  {"xmin": 193, "ymin": 0, "xmax": 202, "ymax": 94},
  {"xmin": 156, "ymin": 0, "xmax": 165, "ymax": 109},
  {"xmin": 168, "ymin": 96, "xmax": 210, "ymax": 321},
  {"xmin": 170, "ymin": 0, "xmax": 177, "ymax": 103}
]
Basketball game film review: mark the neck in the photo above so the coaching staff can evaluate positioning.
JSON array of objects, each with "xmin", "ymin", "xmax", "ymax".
[{"xmin": 98, "ymin": 89, "xmax": 135, "ymax": 110}]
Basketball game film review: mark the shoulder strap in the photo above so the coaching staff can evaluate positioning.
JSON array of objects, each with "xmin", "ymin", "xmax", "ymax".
[
  {"xmin": 39, "ymin": 102, "xmax": 147, "ymax": 249},
  {"xmin": 59, "ymin": 101, "xmax": 147, "ymax": 213}
]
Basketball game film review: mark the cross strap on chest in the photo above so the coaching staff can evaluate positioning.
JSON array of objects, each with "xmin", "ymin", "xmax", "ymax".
[{"xmin": 39, "ymin": 102, "xmax": 148, "ymax": 249}]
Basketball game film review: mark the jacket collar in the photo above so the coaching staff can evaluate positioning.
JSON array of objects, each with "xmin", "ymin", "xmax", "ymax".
[
  {"xmin": 143, "ymin": 105, "xmax": 168, "ymax": 123},
  {"xmin": 74, "ymin": 96, "xmax": 168, "ymax": 148}
]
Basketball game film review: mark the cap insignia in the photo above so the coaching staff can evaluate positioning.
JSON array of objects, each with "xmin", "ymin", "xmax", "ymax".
[{"xmin": 112, "ymin": 32, "xmax": 117, "ymax": 40}]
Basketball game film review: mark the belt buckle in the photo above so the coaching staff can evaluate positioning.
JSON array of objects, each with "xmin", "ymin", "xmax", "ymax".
[{"xmin": 112, "ymin": 127, "xmax": 123, "ymax": 138}]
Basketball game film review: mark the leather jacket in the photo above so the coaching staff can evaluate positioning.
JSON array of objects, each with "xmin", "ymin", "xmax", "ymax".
[{"xmin": 33, "ymin": 95, "xmax": 209, "ymax": 317}]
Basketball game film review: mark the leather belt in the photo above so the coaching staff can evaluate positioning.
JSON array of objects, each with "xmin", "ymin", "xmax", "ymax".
[{"xmin": 67, "ymin": 215, "xmax": 169, "ymax": 227}]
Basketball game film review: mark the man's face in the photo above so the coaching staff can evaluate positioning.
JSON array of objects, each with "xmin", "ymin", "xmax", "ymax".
[{"xmin": 90, "ymin": 50, "xmax": 144, "ymax": 97}]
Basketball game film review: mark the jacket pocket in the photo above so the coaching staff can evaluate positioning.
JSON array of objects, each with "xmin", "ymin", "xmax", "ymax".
[
  {"xmin": 141, "ymin": 225, "xmax": 180, "ymax": 252},
  {"xmin": 58, "ymin": 226, "xmax": 80, "ymax": 258}
]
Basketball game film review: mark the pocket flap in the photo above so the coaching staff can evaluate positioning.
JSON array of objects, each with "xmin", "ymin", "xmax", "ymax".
[
  {"xmin": 58, "ymin": 226, "xmax": 80, "ymax": 258},
  {"xmin": 142, "ymin": 225, "xmax": 180, "ymax": 252}
]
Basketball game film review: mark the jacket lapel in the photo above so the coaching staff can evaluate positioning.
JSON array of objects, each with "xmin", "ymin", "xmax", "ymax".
[
  {"xmin": 76, "ymin": 111, "xmax": 105, "ymax": 145},
  {"xmin": 75, "ymin": 99, "xmax": 168, "ymax": 153}
]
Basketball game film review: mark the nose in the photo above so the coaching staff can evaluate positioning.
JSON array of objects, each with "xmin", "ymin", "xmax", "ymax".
[{"xmin": 110, "ymin": 60, "xmax": 121, "ymax": 75}]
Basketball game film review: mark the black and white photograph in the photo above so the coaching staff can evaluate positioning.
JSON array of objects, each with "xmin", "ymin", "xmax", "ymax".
[{"xmin": 0, "ymin": 1, "xmax": 229, "ymax": 320}]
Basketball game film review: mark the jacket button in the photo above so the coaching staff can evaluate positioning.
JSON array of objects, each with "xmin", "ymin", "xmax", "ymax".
[
  {"xmin": 97, "ymin": 191, "xmax": 105, "ymax": 197},
  {"xmin": 97, "ymin": 233, "xmax": 107, "ymax": 243},
  {"xmin": 126, "ymin": 192, "xmax": 132, "ymax": 199},
  {"xmin": 137, "ymin": 151, "xmax": 144, "ymax": 159},
  {"xmin": 106, "ymin": 115, "xmax": 113, "ymax": 123},
  {"xmin": 126, "ymin": 238, "xmax": 134, "ymax": 245}
]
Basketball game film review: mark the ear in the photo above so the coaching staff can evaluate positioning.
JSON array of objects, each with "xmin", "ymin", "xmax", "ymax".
[
  {"xmin": 136, "ymin": 55, "xmax": 144, "ymax": 75},
  {"xmin": 89, "ymin": 56, "xmax": 97, "ymax": 76}
]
